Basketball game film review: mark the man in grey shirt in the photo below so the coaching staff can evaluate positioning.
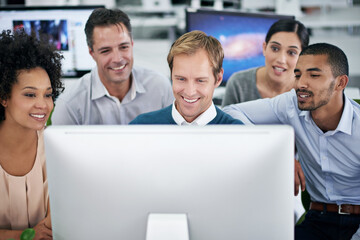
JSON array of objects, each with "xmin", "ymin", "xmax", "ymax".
[{"xmin": 52, "ymin": 8, "xmax": 173, "ymax": 125}]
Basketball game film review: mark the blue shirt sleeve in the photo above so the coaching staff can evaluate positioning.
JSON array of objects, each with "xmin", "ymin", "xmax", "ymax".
[{"xmin": 222, "ymin": 89, "xmax": 297, "ymax": 125}]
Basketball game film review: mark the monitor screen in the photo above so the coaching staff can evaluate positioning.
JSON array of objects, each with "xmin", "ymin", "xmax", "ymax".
[
  {"xmin": 186, "ymin": 8, "xmax": 294, "ymax": 85},
  {"xmin": 0, "ymin": 6, "xmax": 104, "ymax": 77},
  {"xmin": 44, "ymin": 125, "xmax": 294, "ymax": 239}
]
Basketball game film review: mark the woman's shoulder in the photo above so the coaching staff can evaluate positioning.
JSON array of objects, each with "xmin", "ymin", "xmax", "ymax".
[{"xmin": 227, "ymin": 67, "xmax": 259, "ymax": 85}]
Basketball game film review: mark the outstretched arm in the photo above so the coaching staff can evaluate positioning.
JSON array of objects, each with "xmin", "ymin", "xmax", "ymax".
[{"xmin": 222, "ymin": 97, "xmax": 283, "ymax": 125}]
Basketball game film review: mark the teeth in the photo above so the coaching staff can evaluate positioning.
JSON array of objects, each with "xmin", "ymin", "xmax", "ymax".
[
  {"xmin": 184, "ymin": 98, "xmax": 198, "ymax": 103},
  {"xmin": 112, "ymin": 65, "xmax": 125, "ymax": 70},
  {"xmin": 274, "ymin": 67, "xmax": 285, "ymax": 72},
  {"xmin": 31, "ymin": 114, "xmax": 45, "ymax": 118},
  {"xmin": 300, "ymin": 95, "xmax": 309, "ymax": 98}
]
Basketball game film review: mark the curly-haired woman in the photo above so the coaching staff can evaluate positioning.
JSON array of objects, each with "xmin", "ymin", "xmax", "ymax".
[{"xmin": 0, "ymin": 30, "xmax": 63, "ymax": 240}]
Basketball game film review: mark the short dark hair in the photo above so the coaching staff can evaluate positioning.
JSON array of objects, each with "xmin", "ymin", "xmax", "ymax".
[
  {"xmin": 265, "ymin": 19, "xmax": 309, "ymax": 50},
  {"xmin": 0, "ymin": 29, "xmax": 64, "ymax": 122},
  {"xmin": 85, "ymin": 8, "xmax": 132, "ymax": 50},
  {"xmin": 300, "ymin": 43, "xmax": 349, "ymax": 77}
]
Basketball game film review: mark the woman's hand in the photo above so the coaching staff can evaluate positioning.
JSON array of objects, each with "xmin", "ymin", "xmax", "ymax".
[{"xmin": 32, "ymin": 218, "xmax": 52, "ymax": 240}]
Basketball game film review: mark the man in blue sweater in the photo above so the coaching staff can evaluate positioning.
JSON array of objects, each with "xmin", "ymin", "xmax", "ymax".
[{"xmin": 130, "ymin": 31, "xmax": 242, "ymax": 125}]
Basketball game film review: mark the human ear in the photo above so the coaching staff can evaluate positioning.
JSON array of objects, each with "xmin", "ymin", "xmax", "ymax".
[
  {"xmin": 336, "ymin": 75, "xmax": 348, "ymax": 91},
  {"xmin": 215, "ymin": 68, "xmax": 223, "ymax": 87},
  {"xmin": 89, "ymin": 47, "xmax": 95, "ymax": 60},
  {"xmin": 0, "ymin": 99, "xmax": 7, "ymax": 108},
  {"xmin": 262, "ymin": 42, "xmax": 267, "ymax": 56}
]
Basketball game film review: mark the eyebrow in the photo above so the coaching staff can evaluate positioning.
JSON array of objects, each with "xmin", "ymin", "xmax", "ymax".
[
  {"xmin": 173, "ymin": 75, "xmax": 209, "ymax": 79},
  {"xmin": 270, "ymin": 41, "xmax": 300, "ymax": 49},
  {"xmin": 306, "ymin": 68, "xmax": 322, "ymax": 72},
  {"xmin": 22, "ymin": 86, "xmax": 52, "ymax": 90},
  {"xmin": 294, "ymin": 67, "xmax": 322, "ymax": 73},
  {"xmin": 22, "ymin": 86, "xmax": 37, "ymax": 90},
  {"xmin": 97, "ymin": 46, "xmax": 110, "ymax": 52},
  {"xmin": 97, "ymin": 42, "xmax": 131, "ymax": 52},
  {"xmin": 173, "ymin": 74, "xmax": 185, "ymax": 78}
]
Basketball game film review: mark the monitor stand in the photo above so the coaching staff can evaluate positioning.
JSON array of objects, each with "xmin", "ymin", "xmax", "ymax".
[{"xmin": 146, "ymin": 214, "xmax": 190, "ymax": 240}]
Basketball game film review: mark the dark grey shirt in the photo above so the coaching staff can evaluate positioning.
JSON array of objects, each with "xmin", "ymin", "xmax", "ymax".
[{"xmin": 222, "ymin": 67, "xmax": 261, "ymax": 107}]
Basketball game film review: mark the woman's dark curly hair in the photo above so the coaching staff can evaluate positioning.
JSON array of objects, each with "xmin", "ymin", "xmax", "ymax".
[{"xmin": 0, "ymin": 29, "xmax": 64, "ymax": 122}]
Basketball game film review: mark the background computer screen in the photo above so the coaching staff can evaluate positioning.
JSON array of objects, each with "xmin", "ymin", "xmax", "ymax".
[
  {"xmin": 0, "ymin": 6, "xmax": 103, "ymax": 77},
  {"xmin": 186, "ymin": 8, "xmax": 294, "ymax": 85}
]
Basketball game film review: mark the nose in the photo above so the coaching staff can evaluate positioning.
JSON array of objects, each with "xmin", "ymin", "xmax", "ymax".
[
  {"xmin": 35, "ymin": 96, "xmax": 49, "ymax": 109},
  {"xmin": 183, "ymin": 81, "xmax": 197, "ymax": 97},
  {"xmin": 112, "ymin": 49, "xmax": 122, "ymax": 62},
  {"xmin": 276, "ymin": 50, "xmax": 286, "ymax": 64},
  {"xmin": 295, "ymin": 75, "xmax": 308, "ymax": 89}
]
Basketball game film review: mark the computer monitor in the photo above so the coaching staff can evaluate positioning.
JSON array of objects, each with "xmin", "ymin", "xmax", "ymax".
[
  {"xmin": 44, "ymin": 125, "xmax": 294, "ymax": 240},
  {"xmin": 0, "ymin": 6, "xmax": 103, "ymax": 77},
  {"xmin": 186, "ymin": 8, "xmax": 294, "ymax": 85},
  {"xmin": 241, "ymin": 0, "xmax": 348, "ymax": 10}
]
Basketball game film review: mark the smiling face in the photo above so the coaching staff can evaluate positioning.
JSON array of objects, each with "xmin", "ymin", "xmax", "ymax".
[
  {"xmin": 263, "ymin": 32, "xmax": 302, "ymax": 84},
  {"xmin": 1, "ymin": 67, "xmax": 54, "ymax": 130},
  {"xmin": 89, "ymin": 24, "xmax": 134, "ymax": 88},
  {"xmin": 172, "ymin": 49, "xmax": 222, "ymax": 123},
  {"xmin": 294, "ymin": 54, "xmax": 337, "ymax": 111}
]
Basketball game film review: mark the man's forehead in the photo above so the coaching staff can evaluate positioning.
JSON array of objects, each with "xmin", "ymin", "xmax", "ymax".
[
  {"xmin": 93, "ymin": 24, "xmax": 130, "ymax": 37},
  {"xmin": 92, "ymin": 24, "xmax": 131, "ymax": 46},
  {"xmin": 296, "ymin": 54, "xmax": 328, "ymax": 70}
]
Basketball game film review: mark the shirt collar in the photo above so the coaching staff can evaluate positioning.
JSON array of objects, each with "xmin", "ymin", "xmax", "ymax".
[
  {"xmin": 171, "ymin": 101, "xmax": 217, "ymax": 126},
  {"xmin": 131, "ymin": 66, "xmax": 146, "ymax": 97},
  {"xmin": 91, "ymin": 66, "xmax": 146, "ymax": 101},
  {"xmin": 335, "ymin": 94, "xmax": 353, "ymax": 135},
  {"xmin": 91, "ymin": 67, "xmax": 109, "ymax": 100},
  {"xmin": 128, "ymin": 75, "xmax": 137, "ymax": 101},
  {"xmin": 299, "ymin": 110, "xmax": 311, "ymax": 122},
  {"xmin": 299, "ymin": 94, "xmax": 353, "ymax": 135}
]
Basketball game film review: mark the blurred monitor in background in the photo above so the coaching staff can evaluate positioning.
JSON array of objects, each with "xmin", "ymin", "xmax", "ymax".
[
  {"xmin": 186, "ymin": 8, "xmax": 294, "ymax": 85},
  {"xmin": 0, "ymin": 5, "xmax": 104, "ymax": 78}
]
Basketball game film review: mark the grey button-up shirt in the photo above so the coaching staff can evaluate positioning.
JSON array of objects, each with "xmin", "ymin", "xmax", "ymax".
[{"xmin": 52, "ymin": 65, "xmax": 174, "ymax": 125}]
